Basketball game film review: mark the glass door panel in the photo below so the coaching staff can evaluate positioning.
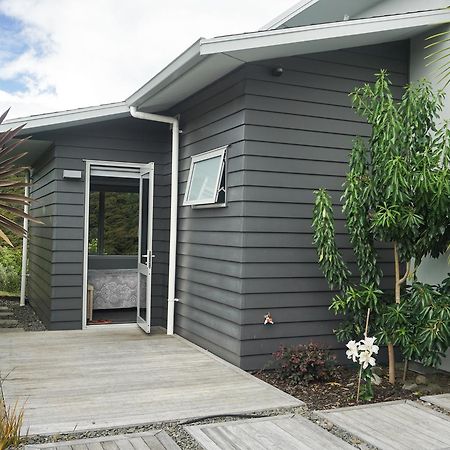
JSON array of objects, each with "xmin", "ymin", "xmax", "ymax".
[{"xmin": 137, "ymin": 163, "xmax": 154, "ymax": 333}]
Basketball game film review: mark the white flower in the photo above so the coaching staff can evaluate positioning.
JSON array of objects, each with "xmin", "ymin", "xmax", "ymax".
[
  {"xmin": 359, "ymin": 350, "xmax": 376, "ymax": 369},
  {"xmin": 359, "ymin": 336, "xmax": 379, "ymax": 355},
  {"xmin": 346, "ymin": 340, "xmax": 359, "ymax": 362}
]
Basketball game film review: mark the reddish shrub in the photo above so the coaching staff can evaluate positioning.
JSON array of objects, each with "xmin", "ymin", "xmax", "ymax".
[{"xmin": 273, "ymin": 343, "xmax": 336, "ymax": 385}]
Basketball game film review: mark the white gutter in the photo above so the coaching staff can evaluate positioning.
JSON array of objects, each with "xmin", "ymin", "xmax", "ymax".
[
  {"xmin": 129, "ymin": 106, "xmax": 179, "ymax": 335},
  {"xmin": 20, "ymin": 169, "xmax": 30, "ymax": 307}
]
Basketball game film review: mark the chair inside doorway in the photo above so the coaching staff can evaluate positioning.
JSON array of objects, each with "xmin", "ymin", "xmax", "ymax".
[{"xmin": 87, "ymin": 175, "xmax": 139, "ymax": 324}]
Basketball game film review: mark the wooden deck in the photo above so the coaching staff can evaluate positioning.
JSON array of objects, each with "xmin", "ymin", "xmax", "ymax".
[
  {"xmin": 185, "ymin": 415, "xmax": 354, "ymax": 449},
  {"xmin": 318, "ymin": 400, "xmax": 450, "ymax": 450},
  {"xmin": 421, "ymin": 393, "xmax": 450, "ymax": 412},
  {"xmin": 25, "ymin": 431, "xmax": 181, "ymax": 450},
  {"xmin": 0, "ymin": 327, "xmax": 301, "ymax": 435}
]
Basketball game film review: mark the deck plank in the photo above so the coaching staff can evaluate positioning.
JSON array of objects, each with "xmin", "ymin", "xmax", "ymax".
[
  {"xmin": 1, "ymin": 328, "xmax": 301, "ymax": 435},
  {"xmin": 318, "ymin": 400, "xmax": 450, "ymax": 450},
  {"xmin": 25, "ymin": 432, "xmax": 179, "ymax": 450},
  {"xmin": 422, "ymin": 393, "xmax": 450, "ymax": 412},
  {"xmin": 186, "ymin": 415, "xmax": 353, "ymax": 449}
]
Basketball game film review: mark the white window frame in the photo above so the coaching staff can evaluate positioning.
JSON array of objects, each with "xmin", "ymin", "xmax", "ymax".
[{"xmin": 183, "ymin": 146, "xmax": 227, "ymax": 207}]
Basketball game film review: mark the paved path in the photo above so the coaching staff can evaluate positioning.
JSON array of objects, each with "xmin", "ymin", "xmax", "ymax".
[
  {"xmin": 186, "ymin": 415, "xmax": 353, "ymax": 449},
  {"xmin": 0, "ymin": 327, "xmax": 301, "ymax": 435},
  {"xmin": 317, "ymin": 400, "xmax": 450, "ymax": 450},
  {"xmin": 25, "ymin": 431, "xmax": 180, "ymax": 450},
  {"xmin": 0, "ymin": 305, "xmax": 22, "ymax": 331},
  {"xmin": 422, "ymin": 393, "xmax": 450, "ymax": 412}
]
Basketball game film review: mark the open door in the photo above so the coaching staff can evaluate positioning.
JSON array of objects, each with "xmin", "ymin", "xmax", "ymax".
[{"xmin": 137, "ymin": 163, "xmax": 154, "ymax": 333}]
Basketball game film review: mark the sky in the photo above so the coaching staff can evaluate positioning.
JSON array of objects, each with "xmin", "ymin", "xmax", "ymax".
[{"xmin": 0, "ymin": 0, "xmax": 296, "ymax": 119}]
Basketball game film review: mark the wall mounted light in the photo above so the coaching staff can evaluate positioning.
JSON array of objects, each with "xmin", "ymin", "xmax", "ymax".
[
  {"xmin": 271, "ymin": 67, "xmax": 284, "ymax": 77},
  {"xmin": 63, "ymin": 170, "xmax": 82, "ymax": 179}
]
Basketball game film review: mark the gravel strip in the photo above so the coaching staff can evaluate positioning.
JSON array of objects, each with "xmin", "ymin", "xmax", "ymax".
[
  {"xmin": 0, "ymin": 298, "xmax": 45, "ymax": 331},
  {"xmin": 417, "ymin": 398, "xmax": 450, "ymax": 417},
  {"xmin": 22, "ymin": 404, "xmax": 376, "ymax": 449}
]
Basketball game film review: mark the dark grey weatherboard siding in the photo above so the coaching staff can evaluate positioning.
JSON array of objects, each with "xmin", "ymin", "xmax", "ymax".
[
  {"xmin": 172, "ymin": 41, "xmax": 408, "ymax": 370},
  {"xmin": 174, "ymin": 68, "xmax": 248, "ymax": 366},
  {"xmin": 239, "ymin": 40, "xmax": 409, "ymax": 369},
  {"xmin": 29, "ymin": 118, "xmax": 170, "ymax": 330},
  {"xmin": 28, "ymin": 148, "xmax": 57, "ymax": 328}
]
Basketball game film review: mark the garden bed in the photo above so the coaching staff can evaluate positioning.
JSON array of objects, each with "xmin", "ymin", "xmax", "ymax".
[
  {"xmin": 253, "ymin": 366, "xmax": 450, "ymax": 410},
  {"xmin": 0, "ymin": 297, "xmax": 45, "ymax": 331}
]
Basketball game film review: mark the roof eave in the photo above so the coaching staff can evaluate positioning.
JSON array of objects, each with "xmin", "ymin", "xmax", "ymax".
[
  {"xmin": 0, "ymin": 102, "xmax": 130, "ymax": 134},
  {"xmin": 260, "ymin": 0, "xmax": 319, "ymax": 31},
  {"xmin": 126, "ymin": 39, "xmax": 205, "ymax": 109},
  {"xmin": 201, "ymin": 8, "xmax": 450, "ymax": 55}
]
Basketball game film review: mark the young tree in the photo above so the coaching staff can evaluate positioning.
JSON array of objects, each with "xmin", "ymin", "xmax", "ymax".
[{"xmin": 312, "ymin": 71, "xmax": 450, "ymax": 384}]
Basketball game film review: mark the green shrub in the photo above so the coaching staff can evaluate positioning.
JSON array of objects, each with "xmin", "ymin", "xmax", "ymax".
[
  {"xmin": 0, "ymin": 246, "xmax": 22, "ymax": 294},
  {"xmin": 273, "ymin": 343, "xmax": 336, "ymax": 385}
]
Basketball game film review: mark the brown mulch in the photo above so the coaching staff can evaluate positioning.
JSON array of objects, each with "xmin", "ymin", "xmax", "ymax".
[{"xmin": 253, "ymin": 366, "xmax": 450, "ymax": 410}]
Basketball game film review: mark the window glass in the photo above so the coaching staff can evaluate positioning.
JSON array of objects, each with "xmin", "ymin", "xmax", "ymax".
[
  {"xmin": 184, "ymin": 147, "xmax": 226, "ymax": 206},
  {"xmin": 187, "ymin": 156, "xmax": 222, "ymax": 203}
]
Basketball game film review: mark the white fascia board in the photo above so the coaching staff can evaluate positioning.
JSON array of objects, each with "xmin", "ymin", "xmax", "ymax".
[
  {"xmin": 201, "ymin": 9, "xmax": 450, "ymax": 56},
  {"xmin": 126, "ymin": 39, "xmax": 205, "ymax": 108},
  {"xmin": 134, "ymin": 54, "xmax": 242, "ymax": 112},
  {"xmin": 260, "ymin": 0, "xmax": 319, "ymax": 31},
  {"xmin": 0, "ymin": 102, "xmax": 130, "ymax": 134}
]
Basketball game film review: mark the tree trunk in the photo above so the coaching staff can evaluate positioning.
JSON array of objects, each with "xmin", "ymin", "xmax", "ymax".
[
  {"xmin": 394, "ymin": 242, "xmax": 401, "ymax": 304},
  {"xmin": 387, "ymin": 242, "xmax": 402, "ymax": 385},
  {"xmin": 388, "ymin": 343, "xmax": 396, "ymax": 384}
]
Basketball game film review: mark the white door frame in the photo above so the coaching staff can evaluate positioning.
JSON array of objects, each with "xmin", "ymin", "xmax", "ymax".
[
  {"xmin": 136, "ymin": 163, "xmax": 155, "ymax": 333},
  {"xmin": 82, "ymin": 160, "xmax": 154, "ymax": 330}
]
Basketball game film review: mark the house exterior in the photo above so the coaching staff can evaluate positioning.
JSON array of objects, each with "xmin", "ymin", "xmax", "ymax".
[{"xmin": 1, "ymin": 0, "xmax": 449, "ymax": 370}]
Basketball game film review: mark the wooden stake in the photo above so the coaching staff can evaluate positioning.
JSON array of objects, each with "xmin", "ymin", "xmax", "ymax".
[
  {"xmin": 356, "ymin": 308, "xmax": 371, "ymax": 404},
  {"xmin": 389, "ymin": 242, "xmax": 406, "ymax": 385},
  {"xmin": 402, "ymin": 359, "xmax": 409, "ymax": 382}
]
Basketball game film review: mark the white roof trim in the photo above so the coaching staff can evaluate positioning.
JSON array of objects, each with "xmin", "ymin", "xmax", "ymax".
[
  {"xmin": 129, "ymin": 8, "xmax": 450, "ymax": 111},
  {"xmin": 0, "ymin": 102, "xmax": 129, "ymax": 134},
  {"xmin": 201, "ymin": 8, "xmax": 450, "ymax": 55},
  {"xmin": 4, "ymin": 8, "xmax": 450, "ymax": 131},
  {"xmin": 126, "ymin": 40, "xmax": 204, "ymax": 107},
  {"xmin": 260, "ymin": 0, "xmax": 319, "ymax": 31}
]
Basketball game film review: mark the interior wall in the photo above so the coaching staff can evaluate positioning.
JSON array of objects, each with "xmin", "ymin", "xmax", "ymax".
[
  {"xmin": 30, "ymin": 117, "xmax": 171, "ymax": 330},
  {"xmin": 410, "ymin": 26, "xmax": 450, "ymax": 371}
]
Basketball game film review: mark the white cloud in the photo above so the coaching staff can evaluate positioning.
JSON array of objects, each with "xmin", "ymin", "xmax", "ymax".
[{"xmin": 0, "ymin": 0, "xmax": 295, "ymax": 118}]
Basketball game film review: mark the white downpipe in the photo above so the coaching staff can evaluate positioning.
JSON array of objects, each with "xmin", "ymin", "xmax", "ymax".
[
  {"xmin": 20, "ymin": 169, "xmax": 30, "ymax": 307},
  {"xmin": 129, "ymin": 106, "xmax": 179, "ymax": 335}
]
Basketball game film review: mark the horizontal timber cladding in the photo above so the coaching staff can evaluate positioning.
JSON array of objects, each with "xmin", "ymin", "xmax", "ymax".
[
  {"xmin": 238, "ymin": 40, "xmax": 409, "ymax": 370},
  {"xmin": 29, "ymin": 117, "xmax": 171, "ymax": 330},
  {"xmin": 28, "ymin": 149, "xmax": 57, "ymax": 328},
  {"xmin": 172, "ymin": 66, "xmax": 248, "ymax": 366}
]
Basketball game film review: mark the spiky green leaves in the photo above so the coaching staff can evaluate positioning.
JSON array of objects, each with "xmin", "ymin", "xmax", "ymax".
[
  {"xmin": 0, "ymin": 109, "xmax": 38, "ymax": 246},
  {"xmin": 343, "ymin": 138, "xmax": 381, "ymax": 286},
  {"xmin": 311, "ymin": 72, "xmax": 450, "ymax": 368},
  {"xmin": 312, "ymin": 189, "xmax": 351, "ymax": 291}
]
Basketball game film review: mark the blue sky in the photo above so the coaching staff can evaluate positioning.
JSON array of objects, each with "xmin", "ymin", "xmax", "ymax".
[
  {"xmin": 0, "ymin": 0, "xmax": 296, "ymax": 119},
  {"xmin": 0, "ymin": 13, "xmax": 28, "ymax": 93}
]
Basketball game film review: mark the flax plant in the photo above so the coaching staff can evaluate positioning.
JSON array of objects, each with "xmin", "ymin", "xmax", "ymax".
[{"xmin": 0, "ymin": 109, "xmax": 39, "ymax": 246}]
